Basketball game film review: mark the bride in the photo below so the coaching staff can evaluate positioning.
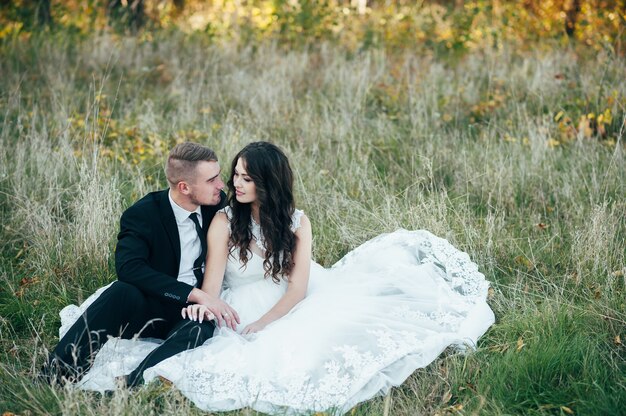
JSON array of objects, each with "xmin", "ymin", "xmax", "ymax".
[{"xmin": 62, "ymin": 141, "xmax": 495, "ymax": 414}]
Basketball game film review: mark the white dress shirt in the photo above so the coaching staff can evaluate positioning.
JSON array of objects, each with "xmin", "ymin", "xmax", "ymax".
[{"xmin": 168, "ymin": 191, "xmax": 203, "ymax": 287}]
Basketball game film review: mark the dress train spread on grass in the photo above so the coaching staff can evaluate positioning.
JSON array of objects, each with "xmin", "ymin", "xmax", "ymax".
[{"xmin": 60, "ymin": 209, "xmax": 494, "ymax": 414}]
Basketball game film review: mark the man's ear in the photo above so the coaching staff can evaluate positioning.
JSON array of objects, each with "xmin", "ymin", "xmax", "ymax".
[{"xmin": 177, "ymin": 181, "xmax": 190, "ymax": 195}]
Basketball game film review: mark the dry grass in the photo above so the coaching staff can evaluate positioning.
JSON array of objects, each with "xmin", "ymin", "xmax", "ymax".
[{"xmin": 0, "ymin": 34, "xmax": 624, "ymax": 415}]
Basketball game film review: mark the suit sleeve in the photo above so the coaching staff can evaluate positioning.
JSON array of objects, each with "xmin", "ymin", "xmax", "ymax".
[{"xmin": 115, "ymin": 206, "xmax": 193, "ymax": 305}]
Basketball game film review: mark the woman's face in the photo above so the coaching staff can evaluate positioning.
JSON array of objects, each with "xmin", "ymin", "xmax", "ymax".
[{"xmin": 232, "ymin": 157, "xmax": 257, "ymax": 205}]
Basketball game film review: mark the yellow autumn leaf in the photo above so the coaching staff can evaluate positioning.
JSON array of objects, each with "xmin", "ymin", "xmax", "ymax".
[
  {"xmin": 157, "ymin": 375, "xmax": 172, "ymax": 387},
  {"xmin": 578, "ymin": 117, "xmax": 593, "ymax": 138},
  {"xmin": 514, "ymin": 255, "xmax": 534, "ymax": 271},
  {"xmin": 547, "ymin": 138, "xmax": 560, "ymax": 148},
  {"xmin": 516, "ymin": 336, "xmax": 525, "ymax": 352},
  {"xmin": 442, "ymin": 390, "xmax": 452, "ymax": 403},
  {"xmin": 603, "ymin": 108, "xmax": 613, "ymax": 124},
  {"xmin": 561, "ymin": 405, "xmax": 574, "ymax": 414}
]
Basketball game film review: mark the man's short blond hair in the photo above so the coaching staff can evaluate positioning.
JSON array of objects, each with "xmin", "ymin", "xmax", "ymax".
[{"xmin": 165, "ymin": 142, "xmax": 218, "ymax": 186}]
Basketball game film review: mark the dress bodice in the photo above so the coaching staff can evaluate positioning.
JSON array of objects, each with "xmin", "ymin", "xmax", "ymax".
[
  {"xmin": 218, "ymin": 206, "xmax": 304, "ymax": 290},
  {"xmin": 223, "ymin": 248, "xmax": 282, "ymax": 289},
  {"xmin": 217, "ymin": 207, "xmax": 304, "ymax": 331}
]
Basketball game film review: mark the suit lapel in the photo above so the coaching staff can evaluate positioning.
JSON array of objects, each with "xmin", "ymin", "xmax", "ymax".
[{"xmin": 160, "ymin": 190, "xmax": 181, "ymax": 270}]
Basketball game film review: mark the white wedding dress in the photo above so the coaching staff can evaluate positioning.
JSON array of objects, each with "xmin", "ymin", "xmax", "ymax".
[{"xmin": 59, "ymin": 208, "xmax": 494, "ymax": 415}]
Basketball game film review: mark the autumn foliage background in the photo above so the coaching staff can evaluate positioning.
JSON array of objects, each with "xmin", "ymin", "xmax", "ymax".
[
  {"xmin": 0, "ymin": 1, "xmax": 625, "ymax": 415},
  {"xmin": 2, "ymin": 1, "xmax": 625, "ymax": 52}
]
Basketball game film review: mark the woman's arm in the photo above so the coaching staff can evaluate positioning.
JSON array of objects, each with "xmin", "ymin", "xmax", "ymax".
[
  {"xmin": 241, "ymin": 214, "xmax": 312, "ymax": 335},
  {"xmin": 185, "ymin": 212, "xmax": 240, "ymax": 329}
]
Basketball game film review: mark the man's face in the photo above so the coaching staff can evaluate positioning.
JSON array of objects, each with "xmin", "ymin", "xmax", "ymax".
[{"xmin": 187, "ymin": 161, "xmax": 224, "ymax": 206}]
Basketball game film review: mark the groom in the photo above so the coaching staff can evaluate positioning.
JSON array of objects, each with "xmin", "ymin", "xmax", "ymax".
[{"xmin": 43, "ymin": 142, "xmax": 239, "ymax": 387}]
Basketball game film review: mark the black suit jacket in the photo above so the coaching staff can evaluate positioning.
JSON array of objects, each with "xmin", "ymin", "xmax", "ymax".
[{"xmin": 114, "ymin": 189, "xmax": 227, "ymax": 305}]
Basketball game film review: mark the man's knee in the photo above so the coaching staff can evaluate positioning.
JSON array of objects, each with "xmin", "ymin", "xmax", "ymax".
[
  {"xmin": 100, "ymin": 281, "xmax": 151, "ymax": 317},
  {"xmin": 170, "ymin": 320, "xmax": 215, "ymax": 348},
  {"xmin": 81, "ymin": 281, "xmax": 151, "ymax": 338}
]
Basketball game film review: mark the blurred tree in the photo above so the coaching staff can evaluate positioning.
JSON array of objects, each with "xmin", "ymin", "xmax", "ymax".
[
  {"xmin": 0, "ymin": 0, "xmax": 52, "ymax": 29},
  {"xmin": 35, "ymin": 0, "xmax": 52, "ymax": 27},
  {"xmin": 171, "ymin": 0, "xmax": 185, "ymax": 17},
  {"xmin": 172, "ymin": 0, "xmax": 184, "ymax": 11},
  {"xmin": 0, "ymin": 0, "xmax": 623, "ymax": 53},
  {"xmin": 351, "ymin": 0, "xmax": 367, "ymax": 14},
  {"xmin": 107, "ymin": 0, "xmax": 145, "ymax": 32},
  {"xmin": 565, "ymin": 0, "xmax": 581, "ymax": 37}
]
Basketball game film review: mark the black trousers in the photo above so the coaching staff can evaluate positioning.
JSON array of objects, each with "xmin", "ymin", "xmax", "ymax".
[{"xmin": 45, "ymin": 281, "xmax": 214, "ymax": 386}]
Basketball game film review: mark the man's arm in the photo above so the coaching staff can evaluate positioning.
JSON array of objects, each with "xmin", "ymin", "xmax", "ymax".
[{"xmin": 115, "ymin": 206, "xmax": 193, "ymax": 305}]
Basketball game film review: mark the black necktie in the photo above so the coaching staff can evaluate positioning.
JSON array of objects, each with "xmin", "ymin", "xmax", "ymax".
[{"xmin": 189, "ymin": 213, "xmax": 207, "ymax": 286}]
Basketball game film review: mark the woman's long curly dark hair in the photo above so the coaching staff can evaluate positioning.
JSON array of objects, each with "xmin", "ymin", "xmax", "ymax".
[{"xmin": 227, "ymin": 142, "xmax": 296, "ymax": 282}]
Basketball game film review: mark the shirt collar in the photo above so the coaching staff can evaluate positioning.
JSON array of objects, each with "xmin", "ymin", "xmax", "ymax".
[{"xmin": 168, "ymin": 190, "xmax": 202, "ymax": 226}]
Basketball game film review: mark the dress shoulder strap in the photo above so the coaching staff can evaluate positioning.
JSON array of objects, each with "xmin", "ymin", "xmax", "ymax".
[
  {"xmin": 217, "ymin": 206, "xmax": 233, "ymax": 235},
  {"xmin": 291, "ymin": 209, "xmax": 304, "ymax": 232}
]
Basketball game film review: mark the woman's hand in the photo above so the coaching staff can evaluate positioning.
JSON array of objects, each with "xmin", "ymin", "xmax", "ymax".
[
  {"xmin": 181, "ymin": 304, "xmax": 215, "ymax": 324},
  {"xmin": 188, "ymin": 288, "xmax": 241, "ymax": 330},
  {"xmin": 206, "ymin": 298, "xmax": 240, "ymax": 329},
  {"xmin": 241, "ymin": 320, "xmax": 267, "ymax": 335}
]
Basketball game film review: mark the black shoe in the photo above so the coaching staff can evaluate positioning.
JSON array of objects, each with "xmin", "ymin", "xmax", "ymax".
[
  {"xmin": 114, "ymin": 374, "xmax": 129, "ymax": 388},
  {"xmin": 124, "ymin": 369, "xmax": 147, "ymax": 389}
]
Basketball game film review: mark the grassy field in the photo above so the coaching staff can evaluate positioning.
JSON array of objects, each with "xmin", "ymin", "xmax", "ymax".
[{"xmin": 0, "ymin": 33, "xmax": 624, "ymax": 415}]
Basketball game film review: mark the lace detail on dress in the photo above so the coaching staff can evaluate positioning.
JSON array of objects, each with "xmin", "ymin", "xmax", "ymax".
[
  {"xmin": 291, "ymin": 209, "xmax": 304, "ymax": 232},
  {"xmin": 249, "ymin": 216, "xmax": 266, "ymax": 251},
  {"xmin": 332, "ymin": 229, "xmax": 488, "ymax": 303},
  {"xmin": 174, "ymin": 326, "xmax": 429, "ymax": 414},
  {"xmin": 251, "ymin": 210, "xmax": 303, "ymax": 253},
  {"xmin": 217, "ymin": 206, "xmax": 233, "ymax": 235},
  {"xmin": 416, "ymin": 235, "xmax": 487, "ymax": 300},
  {"xmin": 390, "ymin": 305, "xmax": 464, "ymax": 330}
]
